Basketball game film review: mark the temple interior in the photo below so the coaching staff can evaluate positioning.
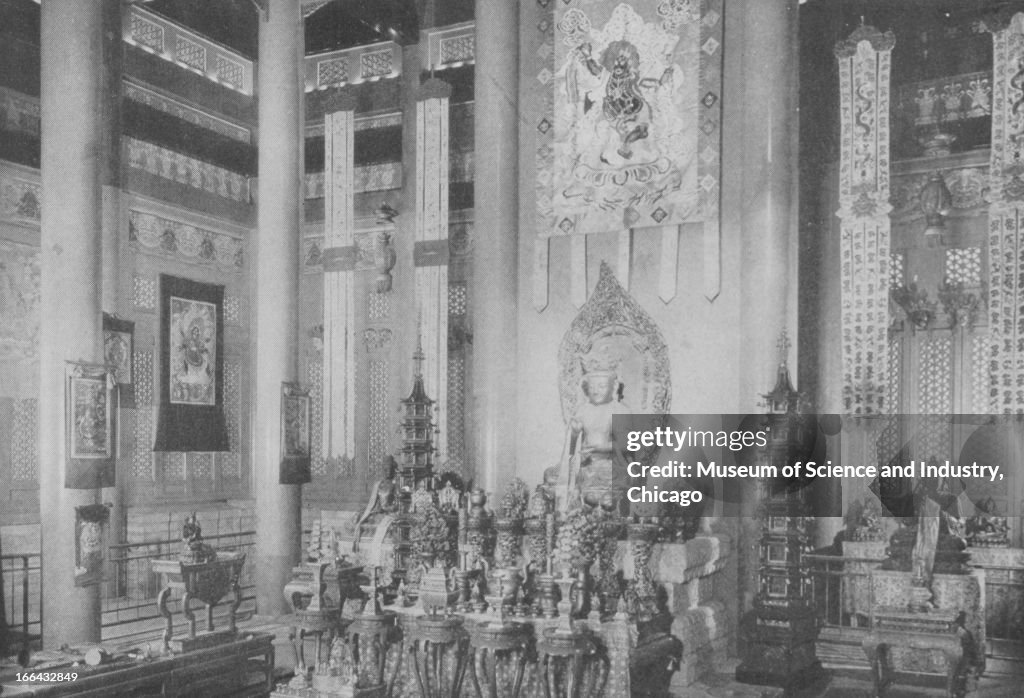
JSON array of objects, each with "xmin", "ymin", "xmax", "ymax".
[{"xmin": 1, "ymin": 0, "xmax": 1023, "ymax": 696}]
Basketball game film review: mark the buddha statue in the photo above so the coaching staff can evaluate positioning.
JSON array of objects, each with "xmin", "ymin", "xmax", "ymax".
[
  {"xmin": 352, "ymin": 456, "xmax": 399, "ymax": 552},
  {"xmin": 561, "ymin": 359, "xmax": 627, "ymax": 511}
]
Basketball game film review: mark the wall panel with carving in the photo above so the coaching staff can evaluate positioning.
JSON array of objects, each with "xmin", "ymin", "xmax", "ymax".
[{"xmin": 120, "ymin": 194, "xmax": 251, "ymax": 507}]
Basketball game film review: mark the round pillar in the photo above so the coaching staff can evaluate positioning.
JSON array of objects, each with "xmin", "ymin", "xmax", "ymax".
[
  {"xmin": 470, "ymin": 0, "xmax": 520, "ymax": 493},
  {"xmin": 253, "ymin": 0, "xmax": 304, "ymax": 617},
  {"xmin": 732, "ymin": 0, "xmax": 800, "ymax": 615},
  {"xmin": 38, "ymin": 0, "xmax": 111, "ymax": 647}
]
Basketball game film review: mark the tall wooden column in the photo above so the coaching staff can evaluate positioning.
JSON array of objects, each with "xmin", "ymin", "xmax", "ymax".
[
  {"xmin": 471, "ymin": 0, "xmax": 519, "ymax": 492},
  {"xmin": 732, "ymin": 0, "xmax": 799, "ymax": 618},
  {"xmin": 99, "ymin": 0, "xmax": 126, "ymax": 607},
  {"xmin": 253, "ymin": 0, "xmax": 304, "ymax": 617},
  {"xmin": 38, "ymin": 0, "xmax": 111, "ymax": 647}
]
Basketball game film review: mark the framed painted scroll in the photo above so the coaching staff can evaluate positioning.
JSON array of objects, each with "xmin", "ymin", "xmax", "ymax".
[
  {"xmin": 153, "ymin": 275, "xmax": 229, "ymax": 452},
  {"xmin": 65, "ymin": 361, "xmax": 115, "ymax": 489}
]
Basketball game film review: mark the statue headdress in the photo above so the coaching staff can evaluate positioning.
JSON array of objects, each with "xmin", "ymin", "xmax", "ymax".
[{"xmin": 580, "ymin": 347, "xmax": 621, "ymax": 380}]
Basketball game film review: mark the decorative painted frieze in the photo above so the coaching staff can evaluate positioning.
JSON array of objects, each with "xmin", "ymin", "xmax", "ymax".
[
  {"xmin": 305, "ymin": 112, "xmax": 402, "ymax": 138},
  {"xmin": 890, "ymin": 165, "xmax": 989, "ymax": 218},
  {"xmin": 303, "ymin": 163, "xmax": 403, "ymax": 199},
  {"xmin": 0, "ymin": 169, "xmax": 41, "ymax": 223},
  {"xmin": 125, "ymin": 137, "xmax": 250, "ymax": 203},
  {"xmin": 0, "ymin": 239, "xmax": 40, "ymax": 364},
  {"xmin": 124, "ymin": 81, "xmax": 251, "ymax": 143},
  {"xmin": 128, "ymin": 209, "xmax": 245, "ymax": 271},
  {"xmin": 0, "ymin": 87, "xmax": 40, "ymax": 138}
]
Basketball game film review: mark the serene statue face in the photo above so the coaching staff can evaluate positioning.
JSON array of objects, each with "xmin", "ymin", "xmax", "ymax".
[{"xmin": 584, "ymin": 374, "xmax": 615, "ymax": 405}]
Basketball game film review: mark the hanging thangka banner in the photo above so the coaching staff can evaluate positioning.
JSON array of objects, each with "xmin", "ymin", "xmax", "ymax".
[
  {"xmin": 103, "ymin": 313, "xmax": 135, "ymax": 407},
  {"xmin": 988, "ymin": 13, "xmax": 1024, "ymax": 413},
  {"xmin": 65, "ymin": 361, "xmax": 115, "ymax": 489},
  {"xmin": 153, "ymin": 274, "xmax": 229, "ymax": 452},
  {"xmin": 74, "ymin": 503, "xmax": 110, "ymax": 587},
  {"xmin": 534, "ymin": 0, "xmax": 722, "ymax": 309},
  {"xmin": 280, "ymin": 382, "xmax": 312, "ymax": 484},
  {"xmin": 834, "ymin": 26, "xmax": 895, "ymax": 416}
]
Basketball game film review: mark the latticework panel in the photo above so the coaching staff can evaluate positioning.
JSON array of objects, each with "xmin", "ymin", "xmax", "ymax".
[
  {"xmin": 307, "ymin": 357, "xmax": 327, "ymax": 477},
  {"xmin": 159, "ymin": 452, "xmax": 185, "ymax": 480},
  {"xmin": 190, "ymin": 452, "xmax": 213, "ymax": 480},
  {"xmin": 874, "ymin": 416, "xmax": 902, "ymax": 474},
  {"xmin": 971, "ymin": 332, "xmax": 992, "ymax": 414},
  {"xmin": 129, "ymin": 13, "xmax": 164, "ymax": 52},
  {"xmin": 219, "ymin": 360, "xmax": 242, "ymax": 479},
  {"xmin": 175, "ymin": 36, "xmax": 206, "ymax": 72},
  {"xmin": 945, "ymin": 247, "xmax": 982, "ymax": 287},
  {"xmin": 919, "ymin": 336, "xmax": 953, "ymax": 412},
  {"xmin": 440, "ymin": 34, "xmax": 475, "ymax": 64},
  {"xmin": 448, "ymin": 282, "xmax": 467, "ymax": 316},
  {"xmin": 214, "ymin": 55, "xmax": 245, "ymax": 91},
  {"xmin": 446, "ymin": 353, "xmax": 466, "ymax": 475},
  {"xmin": 224, "ymin": 295, "xmax": 241, "ymax": 325},
  {"xmin": 889, "ymin": 252, "xmax": 905, "ymax": 290},
  {"xmin": 224, "ymin": 361, "xmax": 240, "ymax": 445},
  {"xmin": 368, "ymin": 293, "xmax": 390, "ymax": 321},
  {"xmin": 887, "ymin": 335, "xmax": 902, "ymax": 413},
  {"xmin": 317, "ymin": 58, "xmax": 349, "ymax": 87},
  {"xmin": 11, "ymin": 399, "xmax": 37, "ymax": 481},
  {"xmin": 360, "ymin": 50, "xmax": 392, "ymax": 79},
  {"xmin": 132, "ymin": 350, "xmax": 154, "ymax": 479},
  {"xmin": 133, "ymin": 274, "xmax": 156, "ymax": 310},
  {"xmin": 917, "ymin": 336, "xmax": 952, "ymax": 459},
  {"xmin": 368, "ymin": 359, "xmax": 389, "ymax": 470}
]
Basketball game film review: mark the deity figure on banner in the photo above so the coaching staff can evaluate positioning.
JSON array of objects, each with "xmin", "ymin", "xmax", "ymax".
[
  {"xmin": 572, "ymin": 39, "xmax": 674, "ymax": 166},
  {"xmin": 169, "ymin": 298, "xmax": 216, "ymax": 405},
  {"xmin": 561, "ymin": 355, "xmax": 629, "ymax": 512},
  {"xmin": 552, "ymin": 3, "xmax": 698, "ymax": 233}
]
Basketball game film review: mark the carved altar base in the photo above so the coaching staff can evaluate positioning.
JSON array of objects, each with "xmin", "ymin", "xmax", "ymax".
[
  {"xmin": 151, "ymin": 551, "xmax": 246, "ymax": 654},
  {"xmin": 620, "ymin": 534, "xmax": 735, "ymax": 688},
  {"xmin": 863, "ymin": 609, "xmax": 966, "ymax": 698},
  {"xmin": 862, "ymin": 570, "xmax": 986, "ymax": 697}
]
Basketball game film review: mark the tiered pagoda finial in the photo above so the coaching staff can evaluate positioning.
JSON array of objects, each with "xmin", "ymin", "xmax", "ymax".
[
  {"xmin": 412, "ymin": 315, "xmax": 426, "ymax": 379},
  {"xmin": 764, "ymin": 329, "xmax": 800, "ymax": 414}
]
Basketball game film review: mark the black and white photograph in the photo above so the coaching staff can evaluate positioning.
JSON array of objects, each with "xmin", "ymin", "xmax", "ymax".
[{"xmin": 0, "ymin": 0, "xmax": 1023, "ymax": 696}]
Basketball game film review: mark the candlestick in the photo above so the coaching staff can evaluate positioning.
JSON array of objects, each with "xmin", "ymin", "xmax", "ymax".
[{"xmin": 545, "ymin": 513, "xmax": 555, "ymax": 575}]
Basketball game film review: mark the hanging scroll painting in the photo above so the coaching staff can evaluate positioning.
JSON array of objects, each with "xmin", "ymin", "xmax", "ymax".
[
  {"xmin": 533, "ymin": 0, "xmax": 722, "ymax": 308},
  {"xmin": 65, "ymin": 362, "xmax": 115, "ymax": 489},
  {"xmin": 280, "ymin": 382, "xmax": 312, "ymax": 485},
  {"xmin": 74, "ymin": 504, "xmax": 110, "ymax": 587},
  {"xmin": 103, "ymin": 313, "xmax": 135, "ymax": 407},
  {"xmin": 154, "ymin": 275, "xmax": 229, "ymax": 452},
  {"xmin": 551, "ymin": 0, "xmax": 701, "ymax": 235},
  {"xmin": 169, "ymin": 296, "xmax": 217, "ymax": 405}
]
